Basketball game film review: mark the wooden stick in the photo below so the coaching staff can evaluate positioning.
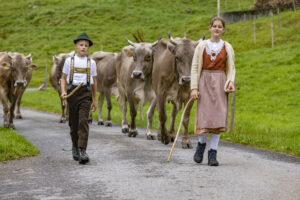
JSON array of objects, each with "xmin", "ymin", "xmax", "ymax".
[
  {"xmin": 62, "ymin": 83, "xmax": 84, "ymax": 106},
  {"xmin": 168, "ymin": 98, "xmax": 194, "ymax": 162},
  {"xmin": 230, "ymin": 80, "xmax": 236, "ymax": 133}
]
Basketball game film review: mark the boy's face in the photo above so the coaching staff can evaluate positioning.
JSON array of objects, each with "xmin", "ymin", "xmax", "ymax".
[{"xmin": 75, "ymin": 40, "xmax": 89, "ymax": 57}]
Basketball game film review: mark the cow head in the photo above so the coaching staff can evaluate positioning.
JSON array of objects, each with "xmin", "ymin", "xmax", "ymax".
[
  {"xmin": 126, "ymin": 38, "xmax": 160, "ymax": 80},
  {"xmin": 167, "ymin": 32, "xmax": 204, "ymax": 86},
  {"xmin": 53, "ymin": 51, "xmax": 75, "ymax": 71},
  {"xmin": 6, "ymin": 52, "xmax": 37, "ymax": 88}
]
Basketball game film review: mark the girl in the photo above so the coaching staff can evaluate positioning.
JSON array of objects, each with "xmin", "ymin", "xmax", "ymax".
[{"xmin": 190, "ymin": 17, "xmax": 235, "ymax": 166}]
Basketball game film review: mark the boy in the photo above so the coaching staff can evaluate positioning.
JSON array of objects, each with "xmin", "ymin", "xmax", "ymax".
[{"xmin": 61, "ymin": 33, "xmax": 97, "ymax": 164}]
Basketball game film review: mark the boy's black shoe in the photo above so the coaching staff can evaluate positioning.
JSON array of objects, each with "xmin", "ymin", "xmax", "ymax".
[
  {"xmin": 208, "ymin": 149, "xmax": 219, "ymax": 166},
  {"xmin": 78, "ymin": 148, "xmax": 89, "ymax": 164},
  {"xmin": 193, "ymin": 142, "xmax": 206, "ymax": 163},
  {"xmin": 72, "ymin": 146, "xmax": 79, "ymax": 161}
]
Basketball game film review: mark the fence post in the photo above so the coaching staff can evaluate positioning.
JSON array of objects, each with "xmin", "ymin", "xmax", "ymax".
[
  {"xmin": 230, "ymin": 79, "xmax": 236, "ymax": 133},
  {"xmin": 277, "ymin": 7, "xmax": 280, "ymax": 29},
  {"xmin": 271, "ymin": 21, "xmax": 274, "ymax": 48},
  {"xmin": 217, "ymin": 0, "xmax": 220, "ymax": 17},
  {"xmin": 292, "ymin": 0, "xmax": 296, "ymax": 11},
  {"xmin": 253, "ymin": 17, "xmax": 256, "ymax": 44}
]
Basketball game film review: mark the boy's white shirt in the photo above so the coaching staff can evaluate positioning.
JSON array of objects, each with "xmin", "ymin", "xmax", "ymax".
[{"xmin": 63, "ymin": 55, "xmax": 97, "ymax": 85}]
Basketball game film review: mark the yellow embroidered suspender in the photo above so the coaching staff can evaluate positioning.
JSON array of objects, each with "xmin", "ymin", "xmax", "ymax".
[{"xmin": 69, "ymin": 57, "xmax": 91, "ymax": 89}]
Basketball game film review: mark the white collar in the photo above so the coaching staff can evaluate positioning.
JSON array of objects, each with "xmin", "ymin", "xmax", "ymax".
[{"xmin": 206, "ymin": 39, "xmax": 224, "ymax": 61}]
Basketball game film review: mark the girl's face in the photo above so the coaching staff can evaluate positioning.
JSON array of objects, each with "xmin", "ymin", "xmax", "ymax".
[
  {"xmin": 209, "ymin": 20, "xmax": 225, "ymax": 39},
  {"xmin": 75, "ymin": 40, "xmax": 89, "ymax": 57}
]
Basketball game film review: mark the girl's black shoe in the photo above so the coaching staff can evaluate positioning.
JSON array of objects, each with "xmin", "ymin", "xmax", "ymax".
[
  {"xmin": 208, "ymin": 149, "xmax": 219, "ymax": 166},
  {"xmin": 193, "ymin": 142, "xmax": 206, "ymax": 163}
]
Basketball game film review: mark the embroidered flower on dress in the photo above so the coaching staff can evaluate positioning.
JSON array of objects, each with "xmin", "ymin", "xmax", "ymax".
[{"xmin": 206, "ymin": 39, "xmax": 224, "ymax": 61}]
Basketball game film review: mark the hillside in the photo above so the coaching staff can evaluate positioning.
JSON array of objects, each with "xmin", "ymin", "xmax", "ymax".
[{"xmin": 0, "ymin": 0, "xmax": 299, "ymax": 156}]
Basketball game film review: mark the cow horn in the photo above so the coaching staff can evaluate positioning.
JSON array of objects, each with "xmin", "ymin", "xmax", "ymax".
[
  {"xmin": 26, "ymin": 53, "xmax": 33, "ymax": 60},
  {"xmin": 6, "ymin": 52, "xmax": 12, "ymax": 59},
  {"xmin": 126, "ymin": 38, "xmax": 136, "ymax": 47},
  {"xmin": 201, "ymin": 33, "xmax": 205, "ymax": 41},
  {"xmin": 184, "ymin": 32, "xmax": 187, "ymax": 39},
  {"xmin": 168, "ymin": 32, "xmax": 177, "ymax": 46},
  {"xmin": 151, "ymin": 37, "xmax": 161, "ymax": 47}
]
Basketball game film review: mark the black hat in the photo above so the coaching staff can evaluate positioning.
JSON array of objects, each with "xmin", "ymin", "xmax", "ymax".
[{"xmin": 73, "ymin": 33, "xmax": 93, "ymax": 46}]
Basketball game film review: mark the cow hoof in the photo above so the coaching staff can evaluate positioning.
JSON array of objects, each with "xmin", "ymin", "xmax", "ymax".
[
  {"xmin": 182, "ymin": 143, "xmax": 193, "ymax": 149},
  {"xmin": 98, "ymin": 121, "xmax": 104, "ymax": 125},
  {"xmin": 105, "ymin": 122, "xmax": 112, "ymax": 127},
  {"xmin": 128, "ymin": 131, "xmax": 138, "ymax": 138},
  {"xmin": 122, "ymin": 128, "xmax": 129, "ymax": 134},
  {"xmin": 4, "ymin": 123, "xmax": 9, "ymax": 128},
  {"xmin": 157, "ymin": 134, "xmax": 162, "ymax": 141},
  {"xmin": 9, "ymin": 124, "xmax": 15, "ymax": 129},
  {"xmin": 15, "ymin": 115, "xmax": 22, "ymax": 119},
  {"xmin": 88, "ymin": 120, "xmax": 93, "ymax": 124},
  {"xmin": 161, "ymin": 135, "xmax": 170, "ymax": 145},
  {"xmin": 147, "ymin": 135, "xmax": 156, "ymax": 140},
  {"xmin": 59, "ymin": 119, "xmax": 66, "ymax": 123}
]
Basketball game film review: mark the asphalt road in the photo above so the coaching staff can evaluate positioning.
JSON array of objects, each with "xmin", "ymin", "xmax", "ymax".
[{"xmin": 0, "ymin": 108, "xmax": 299, "ymax": 200}]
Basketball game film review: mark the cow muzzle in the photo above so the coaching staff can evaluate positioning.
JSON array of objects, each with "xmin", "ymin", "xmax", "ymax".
[
  {"xmin": 131, "ymin": 71, "xmax": 144, "ymax": 80},
  {"xmin": 14, "ymin": 80, "xmax": 27, "ymax": 87},
  {"xmin": 179, "ymin": 76, "xmax": 191, "ymax": 85}
]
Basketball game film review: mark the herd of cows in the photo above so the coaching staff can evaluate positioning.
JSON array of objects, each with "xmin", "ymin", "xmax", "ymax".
[{"xmin": 0, "ymin": 33, "xmax": 205, "ymax": 148}]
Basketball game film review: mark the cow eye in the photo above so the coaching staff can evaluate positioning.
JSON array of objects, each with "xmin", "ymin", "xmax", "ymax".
[{"xmin": 145, "ymin": 55, "xmax": 151, "ymax": 61}]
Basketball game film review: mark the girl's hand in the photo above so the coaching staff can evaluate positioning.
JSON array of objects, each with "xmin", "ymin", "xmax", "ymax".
[
  {"xmin": 226, "ymin": 81, "xmax": 235, "ymax": 93},
  {"xmin": 191, "ymin": 89, "xmax": 200, "ymax": 100}
]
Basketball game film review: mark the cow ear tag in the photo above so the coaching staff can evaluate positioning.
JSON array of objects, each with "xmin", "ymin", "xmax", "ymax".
[
  {"xmin": 2, "ymin": 63, "xmax": 10, "ymax": 70},
  {"xmin": 126, "ymin": 51, "xmax": 133, "ymax": 57}
]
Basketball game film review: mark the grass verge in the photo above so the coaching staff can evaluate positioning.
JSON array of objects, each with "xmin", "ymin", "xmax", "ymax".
[{"xmin": 0, "ymin": 127, "xmax": 40, "ymax": 162}]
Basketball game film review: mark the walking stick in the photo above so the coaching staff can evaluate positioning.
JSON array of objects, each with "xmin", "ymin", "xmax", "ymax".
[
  {"xmin": 167, "ymin": 98, "xmax": 194, "ymax": 162},
  {"xmin": 62, "ymin": 82, "xmax": 84, "ymax": 106}
]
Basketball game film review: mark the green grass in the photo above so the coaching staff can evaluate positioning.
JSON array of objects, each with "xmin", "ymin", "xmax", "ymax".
[
  {"xmin": 0, "ymin": 127, "xmax": 40, "ymax": 162},
  {"xmin": 0, "ymin": 0, "xmax": 299, "ymax": 157}
]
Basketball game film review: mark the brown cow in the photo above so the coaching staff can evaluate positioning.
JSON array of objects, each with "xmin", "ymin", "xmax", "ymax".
[
  {"xmin": 152, "ymin": 33, "xmax": 203, "ymax": 148},
  {"xmin": 90, "ymin": 51, "xmax": 119, "ymax": 126},
  {"xmin": 50, "ymin": 51, "xmax": 74, "ymax": 123},
  {"xmin": 0, "ymin": 52, "xmax": 37, "ymax": 129},
  {"xmin": 14, "ymin": 68, "xmax": 33, "ymax": 119},
  {"xmin": 116, "ymin": 39, "xmax": 159, "ymax": 139}
]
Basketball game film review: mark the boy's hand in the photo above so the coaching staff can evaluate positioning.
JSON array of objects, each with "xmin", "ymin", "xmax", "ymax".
[
  {"xmin": 91, "ymin": 100, "xmax": 97, "ymax": 112},
  {"xmin": 61, "ymin": 91, "xmax": 67, "ymax": 99}
]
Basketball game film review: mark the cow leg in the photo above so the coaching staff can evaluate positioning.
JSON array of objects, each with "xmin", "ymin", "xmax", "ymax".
[
  {"xmin": 0, "ymin": 90, "xmax": 10, "ymax": 128},
  {"xmin": 157, "ymin": 95, "xmax": 169, "ymax": 145},
  {"xmin": 127, "ymin": 96, "xmax": 138, "ymax": 138},
  {"xmin": 8, "ymin": 98, "xmax": 16, "ymax": 129},
  {"xmin": 97, "ymin": 92, "xmax": 105, "ymax": 125},
  {"xmin": 146, "ymin": 98, "xmax": 157, "ymax": 140},
  {"xmin": 15, "ymin": 89, "xmax": 25, "ymax": 119},
  {"xmin": 181, "ymin": 100, "xmax": 194, "ymax": 149},
  {"xmin": 168, "ymin": 103, "xmax": 179, "ymax": 142},
  {"xmin": 119, "ymin": 95, "xmax": 129, "ymax": 133},
  {"xmin": 105, "ymin": 91, "xmax": 113, "ymax": 127},
  {"xmin": 60, "ymin": 99, "xmax": 67, "ymax": 123}
]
